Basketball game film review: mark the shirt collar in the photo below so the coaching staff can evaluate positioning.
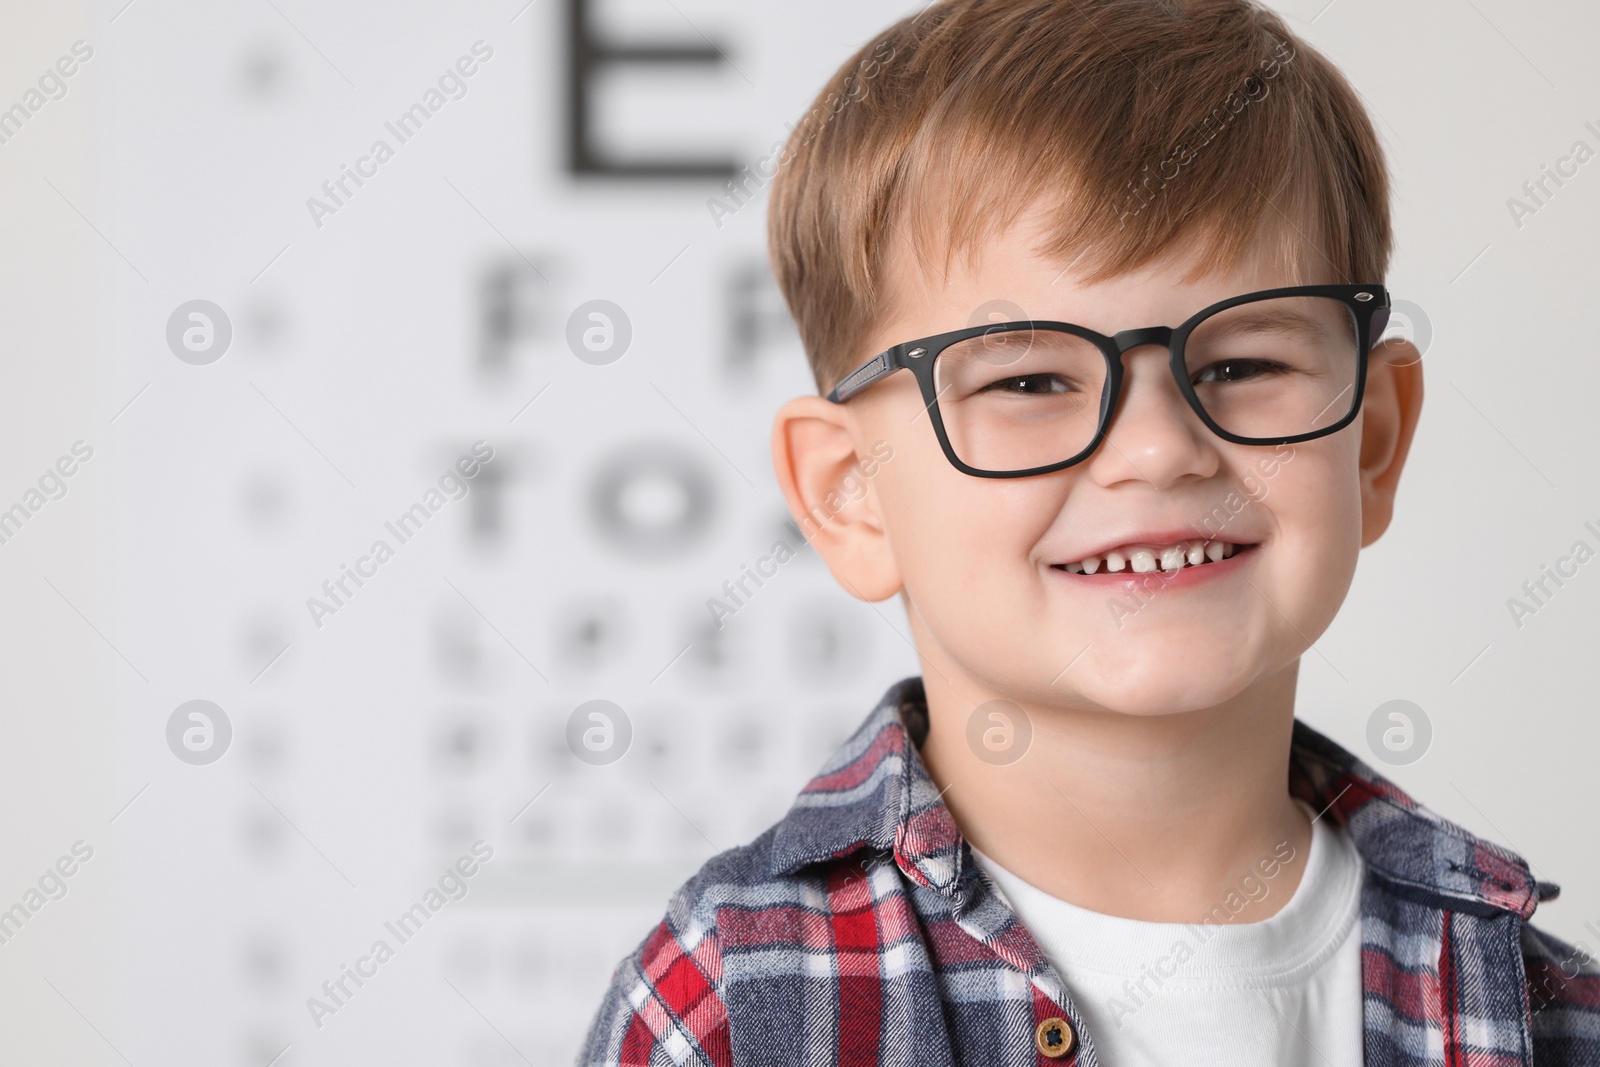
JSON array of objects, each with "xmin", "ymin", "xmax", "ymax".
[{"xmin": 770, "ymin": 675, "xmax": 1547, "ymax": 920}]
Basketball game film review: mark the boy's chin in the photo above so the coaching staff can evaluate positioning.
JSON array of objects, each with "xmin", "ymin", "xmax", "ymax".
[
  {"xmin": 1042, "ymin": 655, "xmax": 1267, "ymax": 718},
  {"xmin": 1085, "ymin": 689, "xmax": 1248, "ymax": 718},
  {"xmin": 953, "ymin": 649, "xmax": 1267, "ymax": 718}
]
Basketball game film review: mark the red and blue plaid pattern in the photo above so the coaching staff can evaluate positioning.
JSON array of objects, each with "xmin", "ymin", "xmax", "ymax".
[{"xmin": 580, "ymin": 676, "xmax": 1600, "ymax": 1065}]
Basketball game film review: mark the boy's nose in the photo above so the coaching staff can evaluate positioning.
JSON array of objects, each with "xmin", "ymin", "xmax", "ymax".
[{"xmin": 1093, "ymin": 344, "xmax": 1217, "ymax": 486}]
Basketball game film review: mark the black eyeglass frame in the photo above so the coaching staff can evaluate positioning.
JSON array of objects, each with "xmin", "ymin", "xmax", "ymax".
[{"xmin": 825, "ymin": 283, "xmax": 1393, "ymax": 479}]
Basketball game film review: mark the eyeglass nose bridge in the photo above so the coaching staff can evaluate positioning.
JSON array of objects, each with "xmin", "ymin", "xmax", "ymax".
[
  {"xmin": 1109, "ymin": 325, "xmax": 1175, "ymax": 355},
  {"xmin": 1099, "ymin": 324, "xmax": 1191, "ymax": 437}
]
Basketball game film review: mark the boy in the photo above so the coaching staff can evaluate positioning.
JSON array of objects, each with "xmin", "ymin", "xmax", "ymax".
[{"xmin": 581, "ymin": 0, "xmax": 1600, "ymax": 1063}]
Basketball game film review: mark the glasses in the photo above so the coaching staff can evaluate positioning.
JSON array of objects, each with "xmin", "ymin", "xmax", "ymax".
[{"xmin": 826, "ymin": 284, "xmax": 1392, "ymax": 478}]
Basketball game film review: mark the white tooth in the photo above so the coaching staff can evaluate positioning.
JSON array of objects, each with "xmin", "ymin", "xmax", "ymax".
[
  {"xmin": 1082, "ymin": 556, "xmax": 1101, "ymax": 574},
  {"xmin": 1130, "ymin": 548, "xmax": 1157, "ymax": 573},
  {"xmin": 1186, "ymin": 541, "xmax": 1206, "ymax": 566},
  {"xmin": 1160, "ymin": 544, "xmax": 1187, "ymax": 571},
  {"xmin": 1105, "ymin": 550, "xmax": 1127, "ymax": 573},
  {"xmin": 1065, "ymin": 560, "xmax": 1084, "ymax": 573},
  {"xmin": 1204, "ymin": 540, "xmax": 1227, "ymax": 563}
]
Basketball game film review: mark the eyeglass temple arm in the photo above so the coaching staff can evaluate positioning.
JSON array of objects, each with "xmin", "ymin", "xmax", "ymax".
[{"xmin": 825, "ymin": 348, "xmax": 897, "ymax": 403}]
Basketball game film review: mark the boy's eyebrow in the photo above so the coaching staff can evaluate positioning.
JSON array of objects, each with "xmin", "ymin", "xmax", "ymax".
[{"xmin": 1194, "ymin": 306, "xmax": 1332, "ymax": 343}]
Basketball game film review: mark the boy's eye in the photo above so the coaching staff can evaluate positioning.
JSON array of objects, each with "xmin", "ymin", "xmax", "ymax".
[
  {"xmin": 979, "ymin": 373, "xmax": 1078, "ymax": 396},
  {"xmin": 1191, "ymin": 358, "xmax": 1290, "ymax": 385}
]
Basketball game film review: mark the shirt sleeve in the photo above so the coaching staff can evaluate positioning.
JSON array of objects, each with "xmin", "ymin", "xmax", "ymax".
[
  {"xmin": 1521, "ymin": 919, "xmax": 1600, "ymax": 1053},
  {"xmin": 576, "ymin": 916, "xmax": 733, "ymax": 1067}
]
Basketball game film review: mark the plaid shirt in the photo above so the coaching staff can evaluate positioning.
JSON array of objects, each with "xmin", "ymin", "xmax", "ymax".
[{"xmin": 580, "ymin": 675, "xmax": 1600, "ymax": 1066}]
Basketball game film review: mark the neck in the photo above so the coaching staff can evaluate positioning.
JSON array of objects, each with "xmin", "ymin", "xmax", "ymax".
[{"xmin": 915, "ymin": 644, "xmax": 1312, "ymax": 924}]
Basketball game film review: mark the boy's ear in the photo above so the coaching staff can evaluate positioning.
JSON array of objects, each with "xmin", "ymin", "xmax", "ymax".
[
  {"xmin": 770, "ymin": 395, "xmax": 903, "ymax": 601},
  {"xmin": 1357, "ymin": 340, "xmax": 1425, "ymax": 547}
]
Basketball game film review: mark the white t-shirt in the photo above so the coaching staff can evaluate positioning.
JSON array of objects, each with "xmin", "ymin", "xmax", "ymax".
[{"xmin": 969, "ymin": 800, "xmax": 1364, "ymax": 1066}]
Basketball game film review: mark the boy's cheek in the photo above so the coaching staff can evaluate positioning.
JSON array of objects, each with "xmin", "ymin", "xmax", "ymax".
[
  {"xmin": 1251, "ymin": 436, "xmax": 1352, "ymax": 511},
  {"xmin": 854, "ymin": 408, "xmax": 1059, "ymax": 566}
]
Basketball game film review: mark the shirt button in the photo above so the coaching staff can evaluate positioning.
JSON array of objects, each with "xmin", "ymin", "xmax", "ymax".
[{"xmin": 1035, "ymin": 1016, "xmax": 1075, "ymax": 1059}]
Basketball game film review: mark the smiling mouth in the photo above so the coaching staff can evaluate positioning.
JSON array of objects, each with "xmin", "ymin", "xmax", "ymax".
[{"xmin": 1051, "ymin": 539, "xmax": 1258, "ymax": 575}]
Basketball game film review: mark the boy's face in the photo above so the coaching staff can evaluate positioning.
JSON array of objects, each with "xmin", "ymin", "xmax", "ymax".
[{"xmin": 773, "ymin": 201, "xmax": 1423, "ymax": 718}]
